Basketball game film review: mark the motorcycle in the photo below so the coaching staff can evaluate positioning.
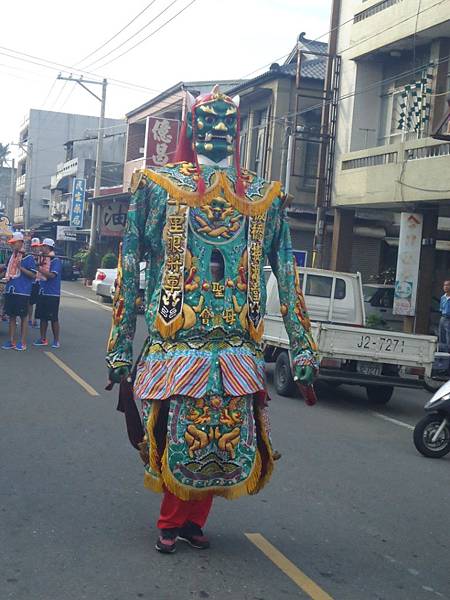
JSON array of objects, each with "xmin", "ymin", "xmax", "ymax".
[
  {"xmin": 423, "ymin": 352, "xmax": 450, "ymax": 393},
  {"xmin": 413, "ymin": 379, "xmax": 450, "ymax": 458}
]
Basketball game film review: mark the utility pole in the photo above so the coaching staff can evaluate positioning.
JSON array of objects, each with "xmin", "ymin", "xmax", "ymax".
[
  {"xmin": 57, "ymin": 74, "xmax": 107, "ymax": 248},
  {"xmin": 8, "ymin": 158, "xmax": 15, "ymax": 224},
  {"xmin": 312, "ymin": 0, "xmax": 341, "ymax": 268}
]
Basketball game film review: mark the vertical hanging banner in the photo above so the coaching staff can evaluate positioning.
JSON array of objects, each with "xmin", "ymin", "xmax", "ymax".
[
  {"xmin": 70, "ymin": 178, "xmax": 86, "ymax": 228},
  {"xmin": 393, "ymin": 213, "xmax": 423, "ymax": 316},
  {"xmin": 145, "ymin": 117, "xmax": 179, "ymax": 167}
]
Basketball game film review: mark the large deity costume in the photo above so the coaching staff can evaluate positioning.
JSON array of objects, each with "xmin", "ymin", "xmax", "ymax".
[{"xmin": 106, "ymin": 87, "xmax": 318, "ymax": 551}]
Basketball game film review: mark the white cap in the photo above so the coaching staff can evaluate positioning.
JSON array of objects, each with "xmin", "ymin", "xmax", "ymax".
[
  {"xmin": 31, "ymin": 237, "xmax": 40, "ymax": 247},
  {"xmin": 41, "ymin": 237, "xmax": 55, "ymax": 248},
  {"xmin": 8, "ymin": 231, "xmax": 24, "ymax": 244}
]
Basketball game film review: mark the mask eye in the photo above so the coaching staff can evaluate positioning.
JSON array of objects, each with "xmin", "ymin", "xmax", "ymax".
[{"xmin": 204, "ymin": 115, "xmax": 214, "ymax": 125}]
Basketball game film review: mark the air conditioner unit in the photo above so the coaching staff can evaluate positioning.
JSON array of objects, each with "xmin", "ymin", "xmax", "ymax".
[{"xmin": 41, "ymin": 198, "xmax": 49, "ymax": 206}]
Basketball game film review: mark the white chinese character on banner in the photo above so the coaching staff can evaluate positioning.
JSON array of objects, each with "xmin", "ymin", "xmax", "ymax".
[
  {"xmin": 152, "ymin": 142, "xmax": 169, "ymax": 166},
  {"xmin": 152, "ymin": 119, "xmax": 172, "ymax": 144}
]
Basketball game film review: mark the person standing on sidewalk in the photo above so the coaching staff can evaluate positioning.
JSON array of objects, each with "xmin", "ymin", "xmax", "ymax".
[
  {"xmin": 439, "ymin": 280, "xmax": 450, "ymax": 351},
  {"xmin": 2, "ymin": 231, "xmax": 37, "ymax": 351},
  {"xmin": 33, "ymin": 238, "xmax": 62, "ymax": 349},
  {"xmin": 28, "ymin": 237, "xmax": 41, "ymax": 328}
]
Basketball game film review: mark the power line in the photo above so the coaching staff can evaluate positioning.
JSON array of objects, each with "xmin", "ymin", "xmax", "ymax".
[
  {"xmin": 0, "ymin": 45, "xmax": 161, "ymax": 94},
  {"xmin": 75, "ymin": 0, "xmax": 159, "ymax": 67},
  {"xmin": 84, "ymin": 0, "xmax": 181, "ymax": 70},
  {"xmin": 94, "ymin": 0, "xmax": 199, "ymax": 71}
]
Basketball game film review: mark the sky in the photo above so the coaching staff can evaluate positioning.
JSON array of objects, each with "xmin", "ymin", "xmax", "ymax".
[{"xmin": 0, "ymin": 0, "xmax": 332, "ymax": 159}]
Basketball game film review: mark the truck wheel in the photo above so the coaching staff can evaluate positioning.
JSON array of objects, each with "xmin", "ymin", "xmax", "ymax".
[
  {"xmin": 274, "ymin": 352, "xmax": 297, "ymax": 397},
  {"xmin": 366, "ymin": 385, "xmax": 394, "ymax": 404}
]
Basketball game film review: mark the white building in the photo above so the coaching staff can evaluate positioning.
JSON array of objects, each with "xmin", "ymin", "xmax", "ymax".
[
  {"xmin": 15, "ymin": 110, "xmax": 123, "ymax": 229},
  {"xmin": 331, "ymin": 0, "xmax": 450, "ymax": 333}
]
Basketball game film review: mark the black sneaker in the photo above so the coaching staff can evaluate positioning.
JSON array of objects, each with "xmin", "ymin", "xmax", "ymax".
[
  {"xmin": 178, "ymin": 521, "xmax": 210, "ymax": 549},
  {"xmin": 155, "ymin": 528, "xmax": 178, "ymax": 554}
]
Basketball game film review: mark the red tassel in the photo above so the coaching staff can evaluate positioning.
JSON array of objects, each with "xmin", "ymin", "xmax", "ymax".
[
  {"xmin": 197, "ymin": 177, "xmax": 206, "ymax": 195},
  {"xmin": 236, "ymin": 177, "xmax": 246, "ymax": 197}
]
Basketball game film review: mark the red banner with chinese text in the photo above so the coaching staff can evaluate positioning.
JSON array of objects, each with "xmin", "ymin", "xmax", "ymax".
[{"xmin": 145, "ymin": 117, "xmax": 179, "ymax": 167}]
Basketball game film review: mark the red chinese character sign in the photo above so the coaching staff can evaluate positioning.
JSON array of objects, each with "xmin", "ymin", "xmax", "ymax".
[{"xmin": 145, "ymin": 117, "xmax": 179, "ymax": 167}]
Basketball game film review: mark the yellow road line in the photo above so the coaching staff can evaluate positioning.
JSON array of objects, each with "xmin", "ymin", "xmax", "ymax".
[
  {"xmin": 44, "ymin": 352, "xmax": 99, "ymax": 397},
  {"xmin": 245, "ymin": 533, "xmax": 334, "ymax": 600}
]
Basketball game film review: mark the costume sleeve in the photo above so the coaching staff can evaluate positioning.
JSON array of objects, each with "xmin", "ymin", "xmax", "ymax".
[
  {"xmin": 267, "ymin": 201, "xmax": 319, "ymax": 371},
  {"xmin": 106, "ymin": 181, "xmax": 149, "ymax": 371},
  {"xmin": 106, "ymin": 175, "xmax": 166, "ymax": 371}
]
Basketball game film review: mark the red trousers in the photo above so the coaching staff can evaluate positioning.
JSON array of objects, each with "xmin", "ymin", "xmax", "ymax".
[{"xmin": 157, "ymin": 489, "xmax": 213, "ymax": 530}]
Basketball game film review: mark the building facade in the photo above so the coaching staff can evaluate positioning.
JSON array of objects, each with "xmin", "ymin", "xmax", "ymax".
[
  {"xmin": 227, "ymin": 34, "xmax": 327, "ymax": 261},
  {"xmin": 14, "ymin": 109, "xmax": 122, "ymax": 229},
  {"xmin": 49, "ymin": 123, "xmax": 126, "ymax": 225},
  {"xmin": 331, "ymin": 0, "xmax": 450, "ymax": 332},
  {"xmin": 0, "ymin": 165, "xmax": 16, "ymax": 222}
]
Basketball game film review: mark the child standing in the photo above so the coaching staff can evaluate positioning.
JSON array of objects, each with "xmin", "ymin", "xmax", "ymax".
[
  {"xmin": 2, "ymin": 232, "xmax": 37, "ymax": 351},
  {"xmin": 34, "ymin": 238, "xmax": 62, "ymax": 349}
]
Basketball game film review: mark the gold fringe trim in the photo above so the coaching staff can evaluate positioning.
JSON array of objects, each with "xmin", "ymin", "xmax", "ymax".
[
  {"xmin": 145, "ymin": 401, "xmax": 162, "ymax": 477},
  {"xmin": 144, "ymin": 470, "xmax": 164, "ymax": 493},
  {"xmin": 154, "ymin": 311, "xmax": 184, "ymax": 340},
  {"xmin": 149, "ymin": 445, "xmax": 263, "ymax": 501},
  {"xmin": 142, "ymin": 168, "xmax": 281, "ymax": 217},
  {"xmin": 252, "ymin": 407, "xmax": 275, "ymax": 494}
]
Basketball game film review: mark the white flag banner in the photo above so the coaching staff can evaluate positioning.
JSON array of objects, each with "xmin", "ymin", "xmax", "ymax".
[{"xmin": 393, "ymin": 213, "xmax": 423, "ymax": 316}]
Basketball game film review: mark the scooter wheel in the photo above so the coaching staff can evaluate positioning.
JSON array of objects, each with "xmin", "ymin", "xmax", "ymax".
[{"xmin": 413, "ymin": 414, "xmax": 450, "ymax": 458}]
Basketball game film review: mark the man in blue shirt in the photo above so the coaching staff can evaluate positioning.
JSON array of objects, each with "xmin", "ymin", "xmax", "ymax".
[
  {"xmin": 34, "ymin": 238, "xmax": 62, "ymax": 349},
  {"xmin": 2, "ymin": 231, "xmax": 37, "ymax": 351},
  {"xmin": 439, "ymin": 280, "xmax": 450, "ymax": 351}
]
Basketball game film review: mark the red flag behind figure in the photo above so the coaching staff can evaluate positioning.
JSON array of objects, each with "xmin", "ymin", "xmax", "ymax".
[{"xmin": 174, "ymin": 118, "xmax": 195, "ymax": 164}]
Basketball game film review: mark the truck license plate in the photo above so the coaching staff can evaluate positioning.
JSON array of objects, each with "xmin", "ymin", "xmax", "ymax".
[
  {"xmin": 356, "ymin": 334, "xmax": 405, "ymax": 353},
  {"xmin": 357, "ymin": 362, "xmax": 382, "ymax": 376}
]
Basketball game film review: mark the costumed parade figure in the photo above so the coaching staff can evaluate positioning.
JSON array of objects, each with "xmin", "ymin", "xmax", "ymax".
[{"xmin": 106, "ymin": 86, "xmax": 318, "ymax": 553}]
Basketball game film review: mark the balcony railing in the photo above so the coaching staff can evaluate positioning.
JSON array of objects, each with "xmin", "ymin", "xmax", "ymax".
[
  {"xmin": 16, "ymin": 173, "xmax": 27, "ymax": 190},
  {"xmin": 335, "ymin": 136, "xmax": 450, "ymax": 206},
  {"xmin": 354, "ymin": 0, "xmax": 404, "ymax": 23},
  {"xmin": 342, "ymin": 151, "xmax": 398, "ymax": 170},
  {"xmin": 54, "ymin": 158, "xmax": 79, "ymax": 186},
  {"xmin": 14, "ymin": 206, "xmax": 24, "ymax": 224},
  {"xmin": 405, "ymin": 142, "xmax": 450, "ymax": 161}
]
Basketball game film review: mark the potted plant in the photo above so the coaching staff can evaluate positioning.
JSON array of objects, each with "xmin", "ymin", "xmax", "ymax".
[
  {"xmin": 84, "ymin": 248, "xmax": 100, "ymax": 286},
  {"xmin": 101, "ymin": 252, "xmax": 118, "ymax": 269}
]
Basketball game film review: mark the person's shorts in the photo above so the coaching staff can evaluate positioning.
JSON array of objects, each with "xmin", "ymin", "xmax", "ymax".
[
  {"xmin": 29, "ymin": 282, "xmax": 40, "ymax": 305},
  {"xmin": 36, "ymin": 295, "xmax": 60, "ymax": 322},
  {"xmin": 4, "ymin": 293, "xmax": 29, "ymax": 318}
]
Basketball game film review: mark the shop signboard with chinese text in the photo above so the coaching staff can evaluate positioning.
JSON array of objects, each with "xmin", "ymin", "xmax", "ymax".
[
  {"xmin": 70, "ymin": 178, "xmax": 86, "ymax": 228},
  {"xmin": 56, "ymin": 226, "xmax": 78, "ymax": 242},
  {"xmin": 100, "ymin": 201, "xmax": 128, "ymax": 237},
  {"xmin": 145, "ymin": 117, "xmax": 179, "ymax": 167},
  {"xmin": 393, "ymin": 212, "xmax": 423, "ymax": 316}
]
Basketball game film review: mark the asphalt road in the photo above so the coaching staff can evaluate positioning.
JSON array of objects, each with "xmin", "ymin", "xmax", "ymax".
[{"xmin": 1, "ymin": 282, "xmax": 450, "ymax": 600}]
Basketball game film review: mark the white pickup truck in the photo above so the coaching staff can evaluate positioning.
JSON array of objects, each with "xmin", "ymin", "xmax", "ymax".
[{"xmin": 264, "ymin": 267, "xmax": 437, "ymax": 404}]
